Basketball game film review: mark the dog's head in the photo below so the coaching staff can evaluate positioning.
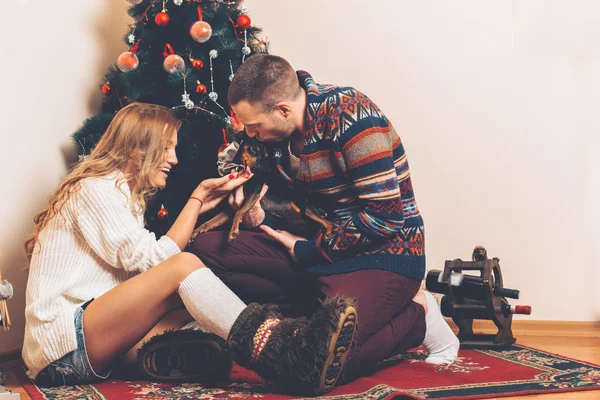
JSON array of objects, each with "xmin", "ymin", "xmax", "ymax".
[{"xmin": 235, "ymin": 137, "xmax": 271, "ymax": 173}]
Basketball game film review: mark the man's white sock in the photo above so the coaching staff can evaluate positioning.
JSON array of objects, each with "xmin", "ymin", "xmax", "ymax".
[
  {"xmin": 178, "ymin": 268, "xmax": 246, "ymax": 340},
  {"xmin": 422, "ymin": 291, "xmax": 460, "ymax": 365}
]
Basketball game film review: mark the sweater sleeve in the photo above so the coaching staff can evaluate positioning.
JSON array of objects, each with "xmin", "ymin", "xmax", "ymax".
[
  {"xmin": 72, "ymin": 178, "xmax": 180, "ymax": 272},
  {"xmin": 295, "ymin": 99, "xmax": 405, "ymax": 266}
]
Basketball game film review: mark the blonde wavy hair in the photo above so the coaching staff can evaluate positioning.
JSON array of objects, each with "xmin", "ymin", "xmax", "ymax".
[{"xmin": 24, "ymin": 103, "xmax": 181, "ymax": 263}]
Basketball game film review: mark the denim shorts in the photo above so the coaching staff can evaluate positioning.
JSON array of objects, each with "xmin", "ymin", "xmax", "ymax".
[{"xmin": 35, "ymin": 300, "xmax": 111, "ymax": 387}]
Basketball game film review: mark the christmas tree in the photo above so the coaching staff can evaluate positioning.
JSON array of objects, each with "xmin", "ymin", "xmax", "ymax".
[{"xmin": 74, "ymin": 0, "xmax": 266, "ymax": 235}]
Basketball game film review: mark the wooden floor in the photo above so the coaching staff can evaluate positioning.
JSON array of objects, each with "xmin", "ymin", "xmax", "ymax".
[{"xmin": 1, "ymin": 321, "xmax": 599, "ymax": 399}]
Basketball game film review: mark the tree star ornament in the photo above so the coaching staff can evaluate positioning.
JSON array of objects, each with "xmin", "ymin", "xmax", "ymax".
[{"xmin": 182, "ymin": 93, "xmax": 195, "ymax": 109}]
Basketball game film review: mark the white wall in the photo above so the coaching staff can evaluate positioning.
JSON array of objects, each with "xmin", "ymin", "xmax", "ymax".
[
  {"xmin": 0, "ymin": 0, "xmax": 598, "ymax": 354},
  {"xmin": 0, "ymin": 1, "xmax": 131, "ymax": 353},
  {"xmin": 245, "ymin": 0, "xmax": 600, "ymax": 321}
]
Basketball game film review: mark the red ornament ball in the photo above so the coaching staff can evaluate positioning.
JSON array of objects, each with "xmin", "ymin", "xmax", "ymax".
[
  {"xmin": 237, "ymin": 14, "xmax": 251, "ymax": 30},
  {"xmin": 196, "ymin": 83, "xmax": 207, "ymax": 94},
  {"xmin": 155, "ymin": 11, "xmax": 170, "ymax": 26},
  {"xmin": 101, "ymin": 83, "xmax": 111, "ymax": 95},
  {"xmin": 192, "ymin": 59, "xmax": 204, "ymax": 69},
  {"xmin": 157, "ymin": 205, "xmax": 169, "ymax": 220}
]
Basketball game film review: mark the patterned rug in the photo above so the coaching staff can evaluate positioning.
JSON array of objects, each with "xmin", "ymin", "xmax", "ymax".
[{"xmin": 15, "ymin": 345, "xmax": 600, "ymax": 400}]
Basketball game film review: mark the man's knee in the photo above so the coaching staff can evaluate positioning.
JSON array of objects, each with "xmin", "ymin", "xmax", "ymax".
[{"xmin": 188, "ymin": 231, "xmax": 226, "ymax": 260}]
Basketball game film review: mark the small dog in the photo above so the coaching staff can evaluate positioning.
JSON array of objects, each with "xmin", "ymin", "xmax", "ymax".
[{"xmin": 191, "ymin": 136, "xmax": 333, "ymax": 242}]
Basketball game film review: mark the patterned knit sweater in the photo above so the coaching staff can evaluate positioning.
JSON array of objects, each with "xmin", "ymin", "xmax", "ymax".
[{"xmin": 268, "ymin": 71, "xmax": 425, "ymax": 280}]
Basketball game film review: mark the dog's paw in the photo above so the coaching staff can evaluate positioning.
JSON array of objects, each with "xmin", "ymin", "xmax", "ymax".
[{"xmin": 228, "ymin": 230, "xmax": 240, "ymax": 242}]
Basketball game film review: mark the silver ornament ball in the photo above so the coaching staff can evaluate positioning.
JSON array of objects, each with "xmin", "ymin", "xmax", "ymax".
[
  {"xmin": 208, "ymin": 92, "xmax": 219, "ymax": 102},
  {"xmin": 242, "ymin": 46, "xmax": 251, "ymax": 55},
  {"xmin": 209, "ymin": 49, "xmax": 218, "ymax": 59},
  {"xmin": 174, "ymin": 0, "xmax": 183, "ymax": 5}
]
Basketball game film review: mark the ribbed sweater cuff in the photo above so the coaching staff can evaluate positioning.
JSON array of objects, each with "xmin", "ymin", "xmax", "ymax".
[
  {"xmin": 294, "ymin": 239, "xmax": 326, "ymax": 267},
  {"xmin": 158, "ymin": 235, "xmax": 181, "ymax": 257}
]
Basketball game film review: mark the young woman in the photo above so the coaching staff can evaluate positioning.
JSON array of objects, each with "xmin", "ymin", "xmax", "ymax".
[{"xmin": 22, "ymin": 103, "xmax": 357, "ymax": 396}]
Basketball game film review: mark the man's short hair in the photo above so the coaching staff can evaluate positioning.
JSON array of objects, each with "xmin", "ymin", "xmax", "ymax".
[{"xmin": 228, "ymin": 54, "xmax": 302, "ymax": 111}]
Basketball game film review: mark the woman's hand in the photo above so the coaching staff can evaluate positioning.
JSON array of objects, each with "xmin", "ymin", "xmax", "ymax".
[
  {"xmin": 260, "ymin": 225, "xmax": 307, "ymax": 263},
  {"xmin": 192, "ymin": 168, "xmax": 253, "ymax": 212},
  {"xmin": 228, "ymin": 184, "xmax": 269, "ymax": 228}
]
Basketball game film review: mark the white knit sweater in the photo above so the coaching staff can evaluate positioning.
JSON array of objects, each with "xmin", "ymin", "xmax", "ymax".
[{"xmin": 23, "ymin": 172, "xmax": 181, "ymax": 379}]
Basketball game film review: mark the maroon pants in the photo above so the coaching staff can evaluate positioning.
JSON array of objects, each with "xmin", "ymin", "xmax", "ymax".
[{"xmin": 189, "ymin": 230, "xmax": 426, "ymax": 380}]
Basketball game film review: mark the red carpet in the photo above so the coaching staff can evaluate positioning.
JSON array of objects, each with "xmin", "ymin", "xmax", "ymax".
[{"xmin": 15, "ymin": 345, "xmax": 600, "ymax": 399}]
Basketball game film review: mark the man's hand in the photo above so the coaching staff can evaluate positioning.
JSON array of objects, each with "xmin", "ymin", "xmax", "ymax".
[
  {"xmin": 228, "ymin": 183, "xmax": 269, "ymax": 228},
  {"xmin": 260, "ymin": 225, "xmax": 307, "ymax": 263}
]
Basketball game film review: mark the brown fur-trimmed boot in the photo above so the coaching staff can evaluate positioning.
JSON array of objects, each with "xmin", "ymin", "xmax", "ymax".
[
  {"xmin": 228, "ymin": 295, "xmax": 357, "ymax": 396},
  {"xmin": 137, "ymin": 329, "xmax": 232, "ymax": 383}
]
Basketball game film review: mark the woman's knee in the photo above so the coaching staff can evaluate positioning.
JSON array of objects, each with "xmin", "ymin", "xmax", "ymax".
[{"xmin": 170, "ymin": 252, "xmax": 206, "ymax": 279}]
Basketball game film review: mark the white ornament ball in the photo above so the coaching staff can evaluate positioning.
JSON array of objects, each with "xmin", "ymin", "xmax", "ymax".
[
  {"xmin": 163, "ymin": 54, "xmax": 185, "ymax": 74},
  {"xmin": 239, "ymin": 5, "xmax": 249, "ymax": 14},
  {"xmin": 117, "ymin": 51, "xmax": 139, "ymax": 72},
  {"xmin": 209, "ymin": 49, "xmax": 218, "ymax": 59},
  {"xmin": 190, "ymin": 21, "xmax": 212, "ymax": 43},
  {"xmin": 174, "ymin": 0, "xmax": 183, "ymax": 5},
  {"xmin": 242, "ymin": 46, "xmax": 251, "ymax": 55},
  {"xmin": 209, "ymin": 92, "xmax": 219, "ymax": 102},
  {"xmin": 127, "ymin": 0, "xmax": 143, "ymax": 5}
]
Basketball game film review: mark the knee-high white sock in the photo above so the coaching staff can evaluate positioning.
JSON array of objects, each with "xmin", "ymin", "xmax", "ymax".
[
  {"xmin": 178, "ymin": 268, "xmax": 247, "ymax": 340},
  {"xmin": 422, "ymin": 291, "xmax": 460, "ymax": 365}
]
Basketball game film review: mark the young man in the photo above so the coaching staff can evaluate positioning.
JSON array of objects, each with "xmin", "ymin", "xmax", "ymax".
[{"xmin": 193, "ymin": 54, "xmax": 459, "ymax": 381}]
